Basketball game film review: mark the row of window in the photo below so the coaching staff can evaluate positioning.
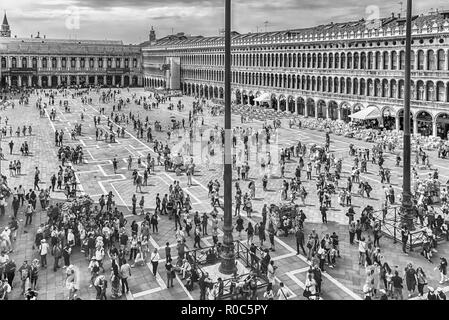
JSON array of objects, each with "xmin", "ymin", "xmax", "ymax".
[
  {"xmin": 178, "ymin": 49, "xmax": 448, "ymax": 71},
  {"xmin": 182, "ymin": 70, "xmax": 449, "ymax": 102},
  {"xmin": 0, "ymin": 57, "xmax": 139, "ymax": 69}
]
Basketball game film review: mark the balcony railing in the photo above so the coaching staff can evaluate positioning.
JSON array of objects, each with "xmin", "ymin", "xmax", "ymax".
[{"xmin": 180, "ymin": 64, "xmax": 449, "ymax": 80}]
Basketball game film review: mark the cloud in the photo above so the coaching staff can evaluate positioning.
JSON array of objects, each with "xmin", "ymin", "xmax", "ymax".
[{"xmin": 2, "ymin": 0, "xmax": 447, "ymax": 43}]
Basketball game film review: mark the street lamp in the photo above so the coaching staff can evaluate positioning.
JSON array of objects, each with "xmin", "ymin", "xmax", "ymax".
[
  {"xmin": 219, "ymin": 0, "xmax": 237, "ymax": 275},
  {"xmin": 401, "ymin": 0, "xmax": 415, "ymax": 231}
]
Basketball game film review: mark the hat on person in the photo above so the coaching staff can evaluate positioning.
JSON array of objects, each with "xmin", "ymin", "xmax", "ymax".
[
  {"xmin": 41, "ymin": 239, "xmax": 46, "ymax": 243},
  {"xmin": 428, "ymin": 286, "xmax": 434, "ymax": 292}
]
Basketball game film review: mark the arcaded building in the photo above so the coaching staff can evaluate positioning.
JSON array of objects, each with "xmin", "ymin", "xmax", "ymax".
[
  {"xmin": 142, "ymin": 11, "xmax": 449, "ymax": 138},
  {"xmin": 0, "ymin": 13, "xmax": 143, "ymax": 88}
]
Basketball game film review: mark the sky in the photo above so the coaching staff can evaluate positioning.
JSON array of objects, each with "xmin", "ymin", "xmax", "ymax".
[{"xmin": 1, "ymin": 0, "xmax": 448, "ymax": 44}]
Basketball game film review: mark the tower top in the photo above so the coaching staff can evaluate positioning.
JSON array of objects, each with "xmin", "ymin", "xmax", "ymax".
[
  {"xmin": 2, "ymin": 11, "xmax": 8, "ymax": 26},
  {"xmin": 1, "ymin": 11, "xmax": 11, "ymax": 37}
]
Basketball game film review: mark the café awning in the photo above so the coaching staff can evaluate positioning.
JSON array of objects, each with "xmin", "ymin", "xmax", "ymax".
[
  {"xmin": 349, "ymin": 106, "xmax": 381, "ymax": 120},
  {"xmin": 254, "ymin": 93, "xmax": 271, "ymax": 102}
]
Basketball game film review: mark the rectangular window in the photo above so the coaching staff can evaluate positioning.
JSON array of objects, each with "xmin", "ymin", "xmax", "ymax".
[
  {"xmin": 125, "ymin": 59, "xmax": 129, "ymax": 68},
  {"xmin": 62, "ymin": 59, "xmax": 67, "ymax": 68},
  {"xmin": 107, "ymin": 59, "xmax": 112, "ymax": 68}
]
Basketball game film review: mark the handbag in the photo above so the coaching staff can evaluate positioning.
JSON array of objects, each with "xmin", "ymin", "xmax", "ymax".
[{"xmin": 303, "ymin": 288, "xmax": 311, "ymax": 298}]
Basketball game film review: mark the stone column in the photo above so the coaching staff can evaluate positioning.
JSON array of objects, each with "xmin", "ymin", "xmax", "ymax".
[
  {"xmin": 445, "ymin": 51, "xmax": 449, "ymax": 71},
  {"xmin": 315, "ymin": 105, "xmax": 319, "ymax": 119},
  {"xmin": 38, "ymin": 76, "xmax": 42, "ymax": 87},
  {"xmin": 7, "ymin": 56, "xmax": 12, "ymax": 68},
  {"xmin": 433, "ymin": 120, "xmax": 438, "ymax": 138},
  {"xmin": 57, "ymin": 75, "xmax": 61, "ymax": 86},
  {"xmin": 414, "ymin": 52, "xmax": 419, "ymax": 70},
  {"xmin": 121, "ymin": 75, "xmax": 124, "ymax": 87},
  {"xmin": 18, "ymin": 76, "xmax": 22, "ymax": 87},
  {"xmin": 7, "ymin": 76, "xmax": 11, "ymax": 87},
  {"xmin": 48, "ymin": 76, "xmax": 52, "ymax": 87},
  {"xmin": 94, "ymin": 75, "xmax": 98, "ymax": 85},
  {"xmin": 112, "ymin": 76, "xmax": 116, "ymax": 86},
  {"xmin": 337, "ymin": 107, "xmax": 342, "ymax": 121},
  {"xmin": 76, "ymin": 76, "xmax": 80, "ymax": 85},
  {"xmin": 395, "ymin": 116, "xmax": 400, "ymax": 131},
  {"xmin": 76, "ymin": 57, "xmax": 80, "ymax": 70},
  {"xmin": 28, "ymin": 75, "xmax": 32, "ymax": 86},
  {"xmin": 443, "ymin": 83, "xmax": 448, "ymax": 102}
]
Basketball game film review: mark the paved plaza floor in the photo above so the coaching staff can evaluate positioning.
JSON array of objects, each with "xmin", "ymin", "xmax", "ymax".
[{"xmin": 1, "ymin": 88, "xmax": 449, "ymax": 300}]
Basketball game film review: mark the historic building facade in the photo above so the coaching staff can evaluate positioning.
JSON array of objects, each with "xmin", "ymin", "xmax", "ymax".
[
  {"xmin": 143, "ymin": 11, "xmax": 449, "ymax": 138},
  {"xmin": 0, "ymin": 13, "xmax": 143, "ymax": 88}
]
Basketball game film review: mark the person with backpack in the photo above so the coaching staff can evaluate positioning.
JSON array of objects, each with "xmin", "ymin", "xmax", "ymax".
[
  {"xmin": 30, "ymin": 259, "xmax": 39, "ymax": 291},
  {"xmin": 150, "ymin": 248, "xmax": 160, "ymax": 276},
  {"xmin": 4, "ymin": 259, "xmax": 16, "ymax": 289},
  {"xmin": 165, "ymin": 258, "xmax": 175, "ymax": 288},
  {"xmin": 94, "ymin": 275, "xmax": 107, "ymax": 300},
  {"xmin": 52, "ymin": 242, "xmax": 62, "ymax": 272},
  {"xmin": 62, "ymin": 244, "xmax": 72, "ymax": 268},
  {"xmin": 18, "ymin": 260, "xmax": 30, "ymax": 295},
  {"xmin": 295, "ymin": 227, "xmax": 306, "ymax": 256},
  {"xmin": 391, "ymin": 270, "xmax": 404, "ymax": 300},
  {"xmin": 436, "ymin": 257, "xmax": 448, "ymax": 284},
  {"xmin": 24, "ymin": 203, "xmax": 33, "ymax": 226},
  {"xmin": 120, "ymin": 259, "xmax": 131, "ymax": 294}
]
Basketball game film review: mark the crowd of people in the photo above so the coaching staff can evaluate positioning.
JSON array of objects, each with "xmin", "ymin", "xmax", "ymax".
[{"xmin": 0, "ymin": 85, "xmax": 448, "ymax": 302}]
